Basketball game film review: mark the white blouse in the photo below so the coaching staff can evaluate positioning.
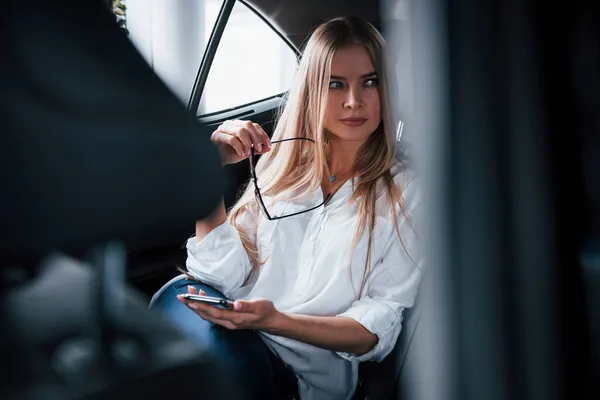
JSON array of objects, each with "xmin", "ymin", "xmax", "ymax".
[{"xmin": 186, "ymin": 166, "xmax": 423, "ymax": 400}]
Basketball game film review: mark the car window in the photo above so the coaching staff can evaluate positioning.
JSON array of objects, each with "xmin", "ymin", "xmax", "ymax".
[
  {"xmin": 197, "ymin": 1, "xmax": 298, "ymax": 115},
  {"xmin": 126, "ymin": 0, "xmax": 225, "ymax": 103}
]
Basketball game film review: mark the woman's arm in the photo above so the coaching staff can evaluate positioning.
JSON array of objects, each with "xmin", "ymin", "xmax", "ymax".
[
  {"xmin": 185, "ymin": 199, "xmax": 256, "ymax": 296},
  {"xmin": 267, "ymin": 178, "xmax": 422, "ymax": 358},
  {"xmin": 179, "ymin": 287, "xmax": 377, "ymax": 356},
  {"xmin": 268, "ymin": 313, "xmax": 378, "ymax": 356},
  {"xmin": 186, "ymin": 119, "xmax": 269, "ymax": 294},
  {"xmin": 195, "ymin": 199, "xmax": 227, "ymax": 241}
]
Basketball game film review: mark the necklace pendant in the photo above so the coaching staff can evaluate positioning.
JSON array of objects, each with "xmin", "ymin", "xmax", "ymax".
[{"xmin": 329, "ymin": 174, "xmax": 335, "ymax": 182}]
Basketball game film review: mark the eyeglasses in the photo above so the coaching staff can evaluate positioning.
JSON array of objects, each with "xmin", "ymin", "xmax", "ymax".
[{"xmin": 249, "ymin": 138, "xmax": 331, "ymax": 221}]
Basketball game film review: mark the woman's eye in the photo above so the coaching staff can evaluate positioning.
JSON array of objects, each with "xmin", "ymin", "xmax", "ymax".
[
  {"xmin": 364, "ymin": 78, "xmax": 379, "ymax": 87},
  {"xmin": 329, "ymin": 81, "xmax": 344, "ymax": 89}
]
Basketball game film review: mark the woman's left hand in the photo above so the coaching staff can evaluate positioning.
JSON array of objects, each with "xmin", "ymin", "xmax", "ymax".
[{"xmin": 177, "ymin": 286, "xmax": 280, "ymax": 331}]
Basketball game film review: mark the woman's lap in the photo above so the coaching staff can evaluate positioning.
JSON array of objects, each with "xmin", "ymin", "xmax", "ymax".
[{"xmin": 149, "ymin": 275, "xmax": 298, "ymax": 400}]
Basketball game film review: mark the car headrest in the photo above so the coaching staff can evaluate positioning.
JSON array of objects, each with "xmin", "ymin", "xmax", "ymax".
[{"xmin": 0, "ymin": 0, "xmax": 223, "ymax": 267}]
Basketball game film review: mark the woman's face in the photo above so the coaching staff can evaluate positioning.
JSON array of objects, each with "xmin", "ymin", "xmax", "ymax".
[{"xmin": 324, "ymin": 44, "xmax": 382, "ymax": 143}]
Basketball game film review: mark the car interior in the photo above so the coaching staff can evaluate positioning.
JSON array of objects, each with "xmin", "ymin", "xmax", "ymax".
[{"xmin": 1, "ymin": 0, "xmax": 599, "ymax": 399}]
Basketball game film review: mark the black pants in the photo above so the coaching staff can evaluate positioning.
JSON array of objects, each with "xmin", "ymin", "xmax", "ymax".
[{"xmin": 149, "ymin": 275, "xmax": 299, "ymax": 400}]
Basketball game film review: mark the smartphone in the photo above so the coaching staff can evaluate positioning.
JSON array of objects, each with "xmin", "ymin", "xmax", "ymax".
[{"xmin": 181, "ymin": 293, "xmax": 234, "ymax": 309}]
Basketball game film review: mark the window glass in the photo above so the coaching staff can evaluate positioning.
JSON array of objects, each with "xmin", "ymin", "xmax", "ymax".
[
  {"xmin": 198, "ymin": 1, "xmax": 298, "ymax": 115},
  {"xmin": 126, "ymin": 0, "xmax": 224, "ymax": 103}
]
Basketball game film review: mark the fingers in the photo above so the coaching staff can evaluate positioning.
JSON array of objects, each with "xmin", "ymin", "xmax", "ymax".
[
  {"xmin": 220, "ymin": 120, "xmax": 254, "ymax": 152},
  {"xmin": 185, "ymin": 286, "xmax": 207, "ymax": 296},
  {"xmin": 177, "ymin": 288, "xmax": 258, "ymax": 330},
  {"xmin": 216, "ymin": 120, "xmax": 271, "ymax": 155},
  {"xmin": 189, "ymin": 303, "xmax": 245, "ymax": 329},
  {"xmin": 202, "ymin": 311, "xmax": 245, "ymax": 328},
  {"xmin": 191, "ymin": 307, "xmax": 236, "ymax": 329},
  {"xmin": 250, "ymin": 122, "xmax": 272, "ymax": 154},
  {"xmin": 178, "ymin": 296, "xmax": 249, "ymax": 327},
  {"xmin": 186, "ymin": 299, "xmax": 228, "ymax": 319},
  {"xmin": 234, "ymin": 298, "xmax": 266, "ymax": 312},
  {"xmin": 233, "ymin": 300, "xmax": 246, "ymax": 312},
  {"xmin": 211, "ymin": 130, "xmax": 247, "ymax": 158},
  {"xmin": 188, "ymin": 286, "xmax": 207, "ymax": 296},
  {"xmin": 236, "ymin": 120, "xmax": 264, "ymax": 153}
]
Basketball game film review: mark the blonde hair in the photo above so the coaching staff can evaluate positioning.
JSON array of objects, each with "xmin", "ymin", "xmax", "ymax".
[{"xmin": 229, "ymin": 17, "xmax": 411, "ymax": 294}]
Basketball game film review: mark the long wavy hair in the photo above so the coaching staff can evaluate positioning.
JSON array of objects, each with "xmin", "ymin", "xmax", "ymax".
[{"xmin": 228, "ymin": 17, "xmax": 411, "ymax": 294}]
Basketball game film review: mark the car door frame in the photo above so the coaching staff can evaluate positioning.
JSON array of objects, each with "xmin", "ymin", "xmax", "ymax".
[{"xmin": 186, "ymin": 0, "xmax": 300, "ymax": 124}]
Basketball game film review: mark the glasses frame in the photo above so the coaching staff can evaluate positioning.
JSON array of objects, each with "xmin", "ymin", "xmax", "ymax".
[{"xmin": 249, "ymin": 138, "xmax": 331, "ymax": 221}]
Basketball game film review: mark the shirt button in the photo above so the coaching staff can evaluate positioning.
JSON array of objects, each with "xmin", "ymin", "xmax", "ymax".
[
  {"xmin": 304, "ymin": 260, "xmax": 311, "ymax": 267},
  {"xmin": 310, "ymin": 234, "xmax": 316, "ymax": 241}
]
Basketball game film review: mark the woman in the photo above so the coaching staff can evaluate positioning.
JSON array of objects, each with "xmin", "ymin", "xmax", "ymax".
[{"xmin": 150, "ymin": 16, "xmax": 422, "ymax": 400}]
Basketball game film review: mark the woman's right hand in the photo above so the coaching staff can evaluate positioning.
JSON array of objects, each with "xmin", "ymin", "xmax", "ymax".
[{"xmin": 210, "ymin": 120, "xmax": 272, "ymax": 165}]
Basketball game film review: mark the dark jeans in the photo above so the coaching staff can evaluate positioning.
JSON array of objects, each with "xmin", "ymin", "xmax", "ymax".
[{"xmin": 149, "ymin": 275, "xmax": 299, "ymax": 400}]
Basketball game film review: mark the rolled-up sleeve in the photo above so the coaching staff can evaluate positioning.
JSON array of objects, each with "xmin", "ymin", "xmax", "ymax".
[
  {"xmin": 337, "ymin": 178, "xmax": 423, "ymax": 362},
  {"xmin": 186, "ymin": 209, "xmax": 255, "ymax": 296}
]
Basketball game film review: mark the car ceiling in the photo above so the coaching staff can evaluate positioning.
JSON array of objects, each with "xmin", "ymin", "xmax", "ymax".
[{"xmin": 245, "ymin": 0, "xmax": 382, "ymax": 49}]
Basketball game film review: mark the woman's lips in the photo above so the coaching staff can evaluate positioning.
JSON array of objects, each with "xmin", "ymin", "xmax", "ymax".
[{"xmin": 340, "ymin": 118, "xmax": 367, "ymax": 127}]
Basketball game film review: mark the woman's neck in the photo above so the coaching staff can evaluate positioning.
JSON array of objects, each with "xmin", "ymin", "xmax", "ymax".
[{"xmin": 326, "ymin": 136, "xmax": 365, "ymax": 174}]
